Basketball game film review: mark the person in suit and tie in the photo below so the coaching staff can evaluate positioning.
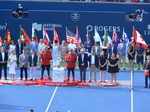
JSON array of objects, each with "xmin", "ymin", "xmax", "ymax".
[
  {"xmin": 2, "ymin": 39, "xmax": 9, "ymax": 52},
  {"xmin": 30, "ymin": 37, "xmax": 38, "ymax": 53},
  {"xmin": 16, "ymin": 39, "xmax": 23, "ymax": 67},
  {"xmin": 108, "ymin": 42, "xmax": 117, "ymax": 58},
  {"xmin": 28, "ymin": 50, "xmax": 37, "ymax": 81},
  {"xmin": 0, "ymin": 47, "xmax": 8, "ymax": 80},
  {"xmin": 78, "ymin": 48, "xmax": 88, "ymax": 82},
  {"xmin": 19, "ymin": 50, "xmax": 28, "ymax": 80},
  {"xmin": 144, "ymin": 55, "xmax": 150, "ymax": 88},
  {"xmin": 117, "ymin": 39, "xmax": 126, "ymax": 70},
  {"xmin": 88, "ymin": 49, "xmax": 99, "ymax": 82},
  {"xmin": 92, "ymin": 42, "xmax": 102, "ymax": 58}
]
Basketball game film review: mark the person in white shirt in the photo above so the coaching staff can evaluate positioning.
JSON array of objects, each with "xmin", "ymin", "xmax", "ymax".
[
  {"xmin": 88, "ymin": 50, "xmax": 99, "ymax": 82},
  {"xmin": 28, "ymin": 50, "xmax": 37, "ymax": 81},
  {"xmin": 68, "ymin": 39, "xmax": 77, "ymax": 53},
  {"xmin": 38, "ymin": 39, "xmax": 45, "ymax": 61}
]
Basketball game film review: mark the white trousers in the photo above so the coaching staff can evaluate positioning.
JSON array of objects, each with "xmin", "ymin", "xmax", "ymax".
[{"xmin": 30, "ymin": 66, "xmax": 37, "ymax": 79}]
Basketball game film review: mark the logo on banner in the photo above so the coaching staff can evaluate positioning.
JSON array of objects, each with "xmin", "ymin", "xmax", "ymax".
[
  {"xmin": 0, "ymin": 25, "xmax": 6, "ymax": 30},
  {"xmin": 71, "ymin": 12, "xmax": 80, "ymax": 21},
  {"xmin": 144, "ymin": 24, "xmax": 150, "ymax": 35},
  {"xmin": 32, "ymin": 22, "xmax": 62, "ymax": 31}
]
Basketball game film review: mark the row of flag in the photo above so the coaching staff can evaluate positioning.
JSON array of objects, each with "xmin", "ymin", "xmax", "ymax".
[{"xmin": 2, "ymin": 23, "xmax": 147, "ymax": 51}]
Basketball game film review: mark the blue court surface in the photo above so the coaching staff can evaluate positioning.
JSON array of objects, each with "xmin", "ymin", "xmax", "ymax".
[{"xmin": 0, "ymin": 68, "xmax": 150, "ymax": 112}]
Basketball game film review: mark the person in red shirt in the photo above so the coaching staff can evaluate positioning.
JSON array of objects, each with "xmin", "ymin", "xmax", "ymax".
[
  {"xmin": 40, "ymin": 46, "xmax": 52, "ymax": 80},
  {"xmin": 65, "ymin": 48, "xmax": 76, "ymax": 81}
]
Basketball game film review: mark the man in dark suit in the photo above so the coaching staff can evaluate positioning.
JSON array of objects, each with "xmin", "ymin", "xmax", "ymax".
[
  {"xmin": 16, "ymin": 39, "xmax": 23, "ymax": 67},
  {"xmin": 2, "ymin": 39, "xmax": 9, "ymax": 52},
  {"xmin": 28, "ymin": 50, "xmax": 37, "ymax": 81},
  {"xmin": 108, "ymin": 42, "xmax": 117, "ymax": 58},
  {"xmin": 88, "ymin": 49, "xmax": 99, "ymax": 82},
  {"xmin": 0, "ymin": 47, "xmax": 8, "ymax": 79},
  {"xmin": 78, "ymin": 48, "xmax": 88, "ymax": 82}
]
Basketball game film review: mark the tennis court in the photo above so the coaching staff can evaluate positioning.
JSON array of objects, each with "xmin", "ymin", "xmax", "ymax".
[{"xmin": 0, "ymin": 69, "xmax": 150, "ymax": 112}]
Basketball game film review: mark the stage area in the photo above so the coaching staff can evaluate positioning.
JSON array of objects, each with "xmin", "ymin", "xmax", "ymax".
[{"xmin": 0, "ymin": 69, "xmax": 149, "ymax": 112}]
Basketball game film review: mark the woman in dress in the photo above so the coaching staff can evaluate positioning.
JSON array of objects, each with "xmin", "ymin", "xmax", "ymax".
[
  {"xmin": 77, "ymin": 42, "xmax": 84, "ymax": 55},
  {"xmin": 108, "ymin": 53, "xmax": 119, "ymax": 82},
  {"xmin": 60, "ymin": 40, "xmax": 68, "ymax": 67},
  {"xmin": 52, "ymin": 40, "xmax": 60, "ymax": 67},
  {"xmin": 23, "ymin": 40, "xmax": 30, "ymax": 55},
  {"xmin": 9, "ymin": 49, "xmax": 17, "ymax": 80},
  {"xmin": 128, "ymin": 42, "xmax": 135, "ymax": 70},
  {"xmin": 99, "ymin": 52, "xmax": 108, "ymax": 82},
  {"xmin": 9, "ymin": 40, "xmax": 16, "ymax": 54}
]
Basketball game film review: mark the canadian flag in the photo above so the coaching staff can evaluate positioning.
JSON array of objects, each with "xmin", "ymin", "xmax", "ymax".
[
  {"xmin": 133, "ymin": 28, "xmax": 147, "ymax": 49},
  {"xmin": 53, "ymin": 27, "xmax": 60, "ymax": 44}
]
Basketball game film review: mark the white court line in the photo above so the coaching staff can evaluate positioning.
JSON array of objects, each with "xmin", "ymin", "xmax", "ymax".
[{"xmin": 45, "ymin": 86, "xmax": 58, "ymax": 112}]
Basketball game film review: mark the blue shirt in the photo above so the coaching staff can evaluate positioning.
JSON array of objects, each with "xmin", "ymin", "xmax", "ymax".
[{"xmin": 136, "ymin": 47, "xmax": 144, "ymax": 55}]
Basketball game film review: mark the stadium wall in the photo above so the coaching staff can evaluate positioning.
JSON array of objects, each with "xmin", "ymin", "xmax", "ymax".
[{"xmin": 0, "ymin": 1, "xmax": 150, "ymax": 44}]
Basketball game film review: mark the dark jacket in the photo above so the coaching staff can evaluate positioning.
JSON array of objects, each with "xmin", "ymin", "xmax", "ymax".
[
  {"xmin": 88, "ymin": 54, "xmax": 99, "ymax": 68},
  {"xmin": 78, "ymin": 53, "xmax": 88, "ymax": 68},
  {"xmin": 16, "ymin": 43, "xmax": 23, "ymax": 55},
  {"xmin": 0, "ymin": 52, "xmax": 8, "ymax": 64},
  {"xmin": 28, "ymin": 54, "xmax": 38, "ymax": 67}
]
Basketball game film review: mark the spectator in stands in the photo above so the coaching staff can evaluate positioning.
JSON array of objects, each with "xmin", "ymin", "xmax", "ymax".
[
  {"xmin": 2, "ymin": 39, "xmax": 9, "ymax": 52},
  {"xmin": 136, "ymin": 43, "xmax": 145, "ymax": 70},
  {"xmin": 68, "ymin": 39, "xmax": 77, "ymax": 54},
  {"xmin": 84, "ymin": 35, "xmax": 93, "ymax": 54},
  {"xmin": 28, "ymin": 50, "xmax": 37, "ymax": 81},
  {"xmin": 8, "ymin": 40, "xmax": 16, "ymax": 54},
  {"xmin": 9, "ymin": 49, "xmax": 17, "ymax": 80},
  {"xmin": 14, "ymin": 4, "xmax": 23, "ymax": 18},
  {"xmin": 145, "ymin": 45, "xmax": 150, "ymax": 60},
  {"xmin": 65, "ymin": 48, "xmax": 77, "ymax": 81},
  {"xmin": 99, "ymin": 52, "xmax": 107, "ymax": 82},
  {"xmin": 108, "ymin": 53, "xmax": 119, "ymax": 82},
  {"xmin": 23, "ymin": 40, "xmax": 30, "ymax": 55},
  {"xmin": 30, "ymin": 37, "xmax": 38, "ymax": 53},
  {"xmin": 144, "ymin": 55, "xmax": 150, "ymax": 88},
  {"xmin": 128, "ymin": 42, "xmax": 135, "ymax": 70},
  {"xmin": 40, "ymin": 46, "xmax": 52, "ymax": 80},
  {"xmin": 60, "ymin": 40, "xmax": 68, "ymax": 67},
  {"xmin": 78, "ymin": 48, "xmax": 88, "ymax": 82},
  {"xmin": 88, "ymin": 49, "xmax": 99, "ymax": 82},
  {"xmin": 129, "ymin": 9, "xmax": 140, "ymax": 21},
  {"xmin": 117, "ymin": 39, "xmax": 126, "ymax": 70},
  {"xmin": 19, "ymin": 50, "xmax": 28, "ymax": 80},
  {"xmin": 16, "ymin": 39, "xmax": 23, "ymax": 67},
  {"xmin": 92, "ymin": 42, "xmax": 102, "ymax": 58}
]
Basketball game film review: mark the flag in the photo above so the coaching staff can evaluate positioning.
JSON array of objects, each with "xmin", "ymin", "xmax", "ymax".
[
  {"xmin": 20, "ymin": 26, "xmax": 31, "ymax": 44},
  {"xmin": 53, "ymin": 27, "xmax": 60, "ymax": 44},
  {"xmin": 66, "ymin": 28, "xmax": 78, "ymax": 45},
  {"xmin": 112, "ymin": 29, "xmax": 119, "ymax": 48},
  {"xmin": 103, "ymin": 29, "xmax": 112, "ymax": 46},
  {"xmin": 76, "ymin": 26, "xmax": 82, "ymax": 43},
  {"xmin": 94, "ymin": 28, "xmax": 102, "ymax": 46},
  {"xmin": 32, "ymin": 26, "xmax": 38, "ymax": 42},
  {"xmin": 43, "ymin": 26, "xmax": 51, "ymax": 45},
  {"xmin": 122, "ymin": 29, "xmax": 129, "ymax": 57},
  {"xmin": 5, "ymin": 23, "xmax": 12, "ymax": 43},
  {"xmin": 0, "ymin": 37, "xmax": 2, "ymax": 46},
  {"xmin": 133, "ymin": 28, "xmax": 147, "ymax": 49}
]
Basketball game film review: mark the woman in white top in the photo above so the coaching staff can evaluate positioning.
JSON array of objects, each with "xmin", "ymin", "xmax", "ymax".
[
  {"xmin": 52, "ymin": 40, "xmax": 60, "ymax": 67},
  {"xmin": 9, "ymin": 49, "xmax": 17, "ymax": 80},
  {"xmin": 9, "ymin": 40, "xmax": 16, "ymax": 54}
]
